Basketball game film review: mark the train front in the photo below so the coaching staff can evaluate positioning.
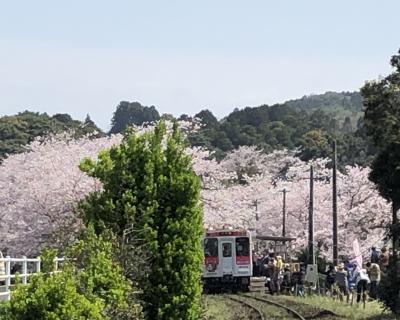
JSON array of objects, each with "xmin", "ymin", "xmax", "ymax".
[{"xmin": 202, "ymin": 229, "xmax": 252, "ymax": 292}]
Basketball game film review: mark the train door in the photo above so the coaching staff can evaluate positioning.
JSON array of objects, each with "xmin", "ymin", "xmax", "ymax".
[
  {"xmin": 221, "ymin": 241, "xmax": 234, "ymax": 274},
  {"xmin": 203, "ymin": 238, "xmax": 219, "ymax": 275}
]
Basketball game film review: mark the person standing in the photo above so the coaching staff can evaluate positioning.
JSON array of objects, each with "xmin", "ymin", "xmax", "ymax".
[
  {"xmin": 335, "ymin": 263, "xmax": 349, "ymax": 301},
  {"xmin": 355, "ymin": 265, "xmax": 370, "ymax": 304},
  {"xmin": 274, "ymin": 256, "xmax": 284, "ymax": 294},
  {"xmin": 366, "ymin": 262, "xmax": 381, "ymax": 299},
  {"xmin": 325, "ymin": 264, "xmax": 336, "ymax": 295},
  {"xmin": 282, "ymin": 264, "xmax": 292, "ymax": 294},
  {"xmin": 347, "ymin": 263, "xmax": 357, "ymax": 304},
  {"xmin": 296, "ymin": 263, "xmax": 306, "ymax": 297},
  {"xmin": 260, "ymin": 250, "xmax": 270, "ymax": 277},
  {"xmin": 370, "ymin": 247, "xmax": 380, "ymax": 264},
  {"xmin": 266, "ymin": 257, "xmax": 277, "ymax": 294},
  {"xmin": 252, "ymin": 251, "xmax": 260, "ymax": 276},
  {"xmin": 276, "ymin": 255, "xmax": 284, "ymax": 270}
]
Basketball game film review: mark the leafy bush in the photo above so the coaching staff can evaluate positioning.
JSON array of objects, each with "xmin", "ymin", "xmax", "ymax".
[
  {"xmin": 0, "ymin": 271, "xmax": 105, "ymax": 320},
  {"xmin": 0, "ymin": 226, "xmax": 143, "ymax": 320},
  {"xmin": 40, "ymin": 248, "xmax": 58, "ymax": 273},
  {"xmin": 80, "ymin": 121, "xmax": 203, "ymax": 319},
  {"xmin": 66, "ymin": 226, "xmax": 142, "ymax": 319}
]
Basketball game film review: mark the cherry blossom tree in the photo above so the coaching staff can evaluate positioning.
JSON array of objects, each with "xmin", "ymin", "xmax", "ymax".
[
  {"xmin": 201, "ymin": 146, "xmax": 391, "ymax": 259},
  {"xmin": 0, "ymin": 133, "xmax": 122, "ymax": 256},
  {"xmin": 0, "ymin": 122, "xmax": 196, "ymax": 256},
  {"xmin": 0, "ymin": 126, "xmax": 391, "ymax": 260}
]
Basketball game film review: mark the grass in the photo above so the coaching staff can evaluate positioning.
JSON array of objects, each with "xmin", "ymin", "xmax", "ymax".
[
  {"xmin": 203, "ymin": 293, "xmax": 397, "ymax": 319},
  {"xmin": 202, "ymin": 295, "xmax": 253, "ymax": 320},
  {"xmin": 202, "ymin": 294, "xmax": 290, "ymax": 320},
  {"xmin": 276, "ymin": 295, "xmax": 396, "ymax": 320}
]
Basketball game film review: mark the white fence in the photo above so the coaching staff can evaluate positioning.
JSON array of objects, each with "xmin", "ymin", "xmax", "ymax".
[{"xmin": 0, "ymin": 256, "xmax": 64, "ymax": 301}]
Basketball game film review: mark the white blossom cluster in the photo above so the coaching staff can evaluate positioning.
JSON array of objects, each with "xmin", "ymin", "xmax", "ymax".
[
  {"xmin": 0, "ymin": 125, "xmax": 391, "ymax": 260},
  {"xmin": 201, "ymin": 146, "xmax": 390, "ymax": 259}
]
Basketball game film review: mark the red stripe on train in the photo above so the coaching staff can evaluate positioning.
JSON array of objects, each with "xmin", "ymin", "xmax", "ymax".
[
  {"xmin": 204, "ymin": 256, "xmax": 219, "ymax": 265},
  {"xmin": 236, "ymin": 256, "xmax": 250, "ymax": 265}
]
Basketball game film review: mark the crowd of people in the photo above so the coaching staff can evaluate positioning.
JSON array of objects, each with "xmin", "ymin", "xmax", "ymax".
[
  {"xmin": 252, "ymin": 246, "xmax": 390, "ymax": 305},
  {"xmin": 323, "ymin": 246, "xmax": 389, "ymax": 304},
  {"xmin": 252, "ymin": 250, "xmax": 306, "ymax": 296}
]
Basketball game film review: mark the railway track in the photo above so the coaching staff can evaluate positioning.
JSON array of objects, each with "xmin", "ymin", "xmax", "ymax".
[
  {"xmin": 226, "ymin": 295, "xmax": 265, "ymax": 320},
  {"xmin": 240, "ymin": 293, "xmax": 306, "ymax": 320}
]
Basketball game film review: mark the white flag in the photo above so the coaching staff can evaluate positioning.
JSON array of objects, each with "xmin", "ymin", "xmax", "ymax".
[{"xmin": 352, "ymin": 239, "xmax": 363, "ymax": 270}]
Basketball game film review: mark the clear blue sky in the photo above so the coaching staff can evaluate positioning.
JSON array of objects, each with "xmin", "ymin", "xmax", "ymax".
[{"xmin": 0, "ymin": 1, "xmax": 399, "ymax": 130}]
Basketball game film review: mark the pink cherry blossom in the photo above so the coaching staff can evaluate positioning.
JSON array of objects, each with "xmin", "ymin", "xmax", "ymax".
[{"xmin": 0, "ymin": 126, "xmax": 391, "ymax": 262}]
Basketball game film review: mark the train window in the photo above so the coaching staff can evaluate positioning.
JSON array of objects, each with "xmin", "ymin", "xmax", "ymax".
[
  {"xmin": 204, "ymin": 238, "xmax": 218, "ymax": 257},
  {"xmin": 236, "ymin": 237, "xmax": 250, "ymax": 256},
  {"xmin": 222, "ymin": 243, "xmax": 232, "ymax": 257}
]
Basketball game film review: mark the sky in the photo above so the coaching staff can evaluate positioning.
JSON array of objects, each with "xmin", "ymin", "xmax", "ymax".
[{"xmin": 0, "ymin": 1, "xmax": 399, "ymax": 130}]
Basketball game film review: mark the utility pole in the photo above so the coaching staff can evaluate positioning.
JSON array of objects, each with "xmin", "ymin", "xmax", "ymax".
[
  {"xmin": 280, "ymin": 189, "xmax": 289, "ymax": 237},
  {"xmin": 308, "ymin": 165, "xmax": 315, "ymax": 265},
  {"xmin": 332, "ymin": 140, "xmax": 338, "ymax": 266}
]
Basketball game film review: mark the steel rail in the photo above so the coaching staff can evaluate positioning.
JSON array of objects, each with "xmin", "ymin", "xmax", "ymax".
[
  {"xmin": 240, "ymin": 294, "xmax": 306, "ymax": 320},
  {"xmin": 226, "ymin": 295, "xmax": 265, "ymax": 320}
]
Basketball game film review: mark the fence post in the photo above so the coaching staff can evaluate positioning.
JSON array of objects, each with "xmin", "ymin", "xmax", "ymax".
[
  {"xmin": 22, "ymin": 256, "xmax": 27, "ymax": 285},
  {"xmin": 54, "ymin": 258, "xmax": 58, "ymax": 272},
  {"xmin": 5, "ymin": 256, "xmax": 10, "ymax": 301},
  {"xmin": 36, "ymin": 257, "xmax": 41, "ymax": 273}
]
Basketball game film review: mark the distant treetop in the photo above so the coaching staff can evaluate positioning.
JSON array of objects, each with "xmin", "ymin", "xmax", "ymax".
[{"xmin": 109, "ymin": 101, "xmax": 160, "ymax": 134}]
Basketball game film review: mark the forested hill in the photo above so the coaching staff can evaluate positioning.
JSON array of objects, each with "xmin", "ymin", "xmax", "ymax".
[
  {"xmin": 285, "ymin": 91, "xmax": 363, "ymax": 113},
  {"xmin": 188, "ymin": 91, "xmax": 374, "ymax": 166},
  {"xmin": 1, "ymin": 91, "xmax": 373, "ymax": 166},
  {"xmin": 284, "ymin": 91, "xmax": 363, "ymax": 129},
  {"xmin": 0, "ymin": 111, "xmax": 102, "ymax": 161}
]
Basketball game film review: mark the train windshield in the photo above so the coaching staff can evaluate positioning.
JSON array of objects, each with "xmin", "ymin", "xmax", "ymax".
[
  {"xmin": 235, "ymin": 237, "xmax": 250, "ymax": 256},
  {"xmin": 222, "ymin": 243, "xmax": 232, "ymax": 257},
  {"xmin": 204, "ymin": 238, "xmax": 218, "ymax": 257}
]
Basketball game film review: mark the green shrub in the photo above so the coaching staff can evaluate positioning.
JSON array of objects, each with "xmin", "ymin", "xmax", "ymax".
[
  {"xmin": 40, "ymin": 248, "xmax": 58, "ymax": 273},
  {"xmin": 66, "ymin": 225, "xmax": 142, "ymax": 319},
  {"xmin": 0, "ymin": 226, "xmax": 143, "ymax": 320},
  {"xmin": 80, "ymin": 121, "xmax": 203, "ymax": 319},
  {"xmin": 0, "ymin": 271, "xmax": 105, "ymax": 320}
]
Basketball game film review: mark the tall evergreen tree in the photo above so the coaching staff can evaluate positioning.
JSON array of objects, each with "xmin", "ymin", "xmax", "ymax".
[
  {"xmin": 362, "ymin": 49, "xmax": 400, "ymax": 210},
  {"xmin": 109, "ymin": 101, "xmax": 160, "ymax": 134},
  {"xmin": 194, "ymin": 109, "xmax": 218, "ymax": 128},
  {"xmin": 79, "ymin": 121, "xmax": 203, "ymax": 320},
  {"xmin": 361, "ymin": 48, "xmax": 400, "ymax": 313}
]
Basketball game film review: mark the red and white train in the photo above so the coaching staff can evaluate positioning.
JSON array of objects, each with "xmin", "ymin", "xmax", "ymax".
[{"xmin": 202, "ymin": 229, "xmax": 252, "ymax": 292}]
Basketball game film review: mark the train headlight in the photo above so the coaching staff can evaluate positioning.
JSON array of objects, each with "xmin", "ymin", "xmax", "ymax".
[{"xmin": 206, "ymin": 263, "xmax": 217, "ymax": 272}]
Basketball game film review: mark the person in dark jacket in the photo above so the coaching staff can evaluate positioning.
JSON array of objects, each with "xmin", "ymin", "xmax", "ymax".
[
  {"xmin": 325, "ymin": 264, "xmax": 336, "ymax": 295},
  {"xmin": 296, "ymin": 263, "xmax": 306, "ymax": 297},
  {"xmin": 281, "ymin": 264, "xmax": 292, "ymax": 294},
  {"xmin": 335, "ymin": 263, "xmax": 349, "ymax": 301},
  {"xmin": 259, "ymin": 250, "xmax": 270, "ymax": 277},
  {"xmin": 370, "ymin": 247, "xmax": 380, "ymax": 264}
]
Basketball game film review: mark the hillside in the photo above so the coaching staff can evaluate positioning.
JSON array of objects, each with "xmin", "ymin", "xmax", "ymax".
[
  {"xmin": 1, "ymin": 91, "xmax": 372, "ymax": 166},
  {"xmin": 0, "ymin": 111, "xmax": 103, "ymax": 161},
  {"xmin": 285, "ymin": 91, "xmax": 363, "ymax": 112},
  {"xmin": 284, "ymin": 91, "xmax": 363, "ymax": 128},
  {"xmin": 189, "ymin": 91, "xmax": 374, "ymax": 166}
]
